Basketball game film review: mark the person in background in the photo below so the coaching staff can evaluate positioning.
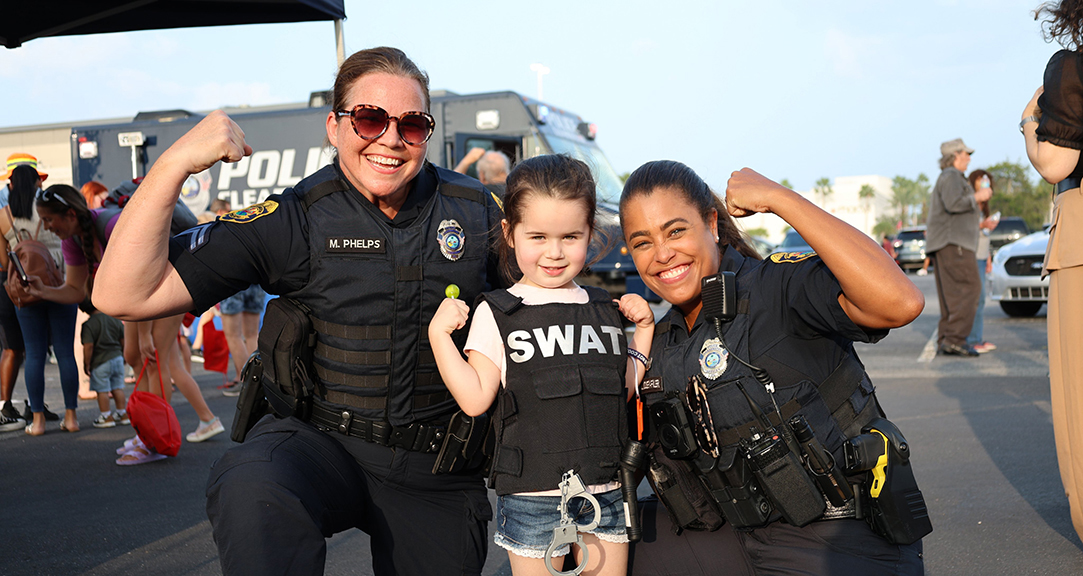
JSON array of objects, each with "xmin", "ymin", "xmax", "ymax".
[
  {"xmin": 218, "ymin": 283, "xmax": 265, "ymax": 397},
  {"xmin": 1021, "ymin": 0, "xmax": 1083, "ymax": 544},
  {"xmin": 28, "ymin": 185, "xmax": 224, "ymax": 459},
  {"xmin": 80, "ymin": 181, "xmax": 109, "ymax": 210},
  {"xmin": 79, "ymin": 298, "xmax": 128, "ymax": 428},
  {"xmin": 925, "ymin": 138, "xmax": 992, "ymax": 357},
  {"xmin": 455, "ymin": 148, "xmax": 512, "ymax": 198},
  {"xmin": 2, "ymin": 175, "xmax": 77, "ymax": 435},
  {"xmin": 965, "ymin": 169, "xmax": 999, "ymax": 354},
  {"xmin": 0, "ymin": 153, "xmax": 48, "ymax": 208}
]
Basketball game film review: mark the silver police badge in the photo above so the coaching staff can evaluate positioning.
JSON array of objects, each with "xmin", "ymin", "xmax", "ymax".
[
  {"xmin": 437, "ymin": 219, "xmax": 465, "ymax": 261},
  {"xmin": 699, "ymin": 338, "xmax": 728, "ymax": 380}
]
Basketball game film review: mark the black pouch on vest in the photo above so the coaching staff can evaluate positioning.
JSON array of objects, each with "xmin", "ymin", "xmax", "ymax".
[
  {"xmin": 257, "ymin": 297, "xmax": 317, "ymax": 420},
  {"xmin": 229, "ymin": 352, "xmax": 269, "ymax": 443},
  {"xmin": 644, "ymin": 444, "xmax": 725, "ymax": 533},
  {"xmin": 432, "ymin": 410, "xmax": 494, "ymax": 474}
]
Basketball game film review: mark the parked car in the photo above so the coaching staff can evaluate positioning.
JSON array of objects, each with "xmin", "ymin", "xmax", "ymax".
[
  {"xmin": 749, "ymin": 236, "xmax": 776, "ymax": 259},
  {"xmin": 990, "ymin": 216, "xmax": 1030, "ymax": 251},
  {"xmin": 988, "ymin": 229, "xmax": 1049, "ymax": 317},
  {"xmin": 892, "ymin": 226, "xmax": 927, "ymax": 272},
  {"xmin": 771, "ymin": 230, "xmax": 812, "ymax": 255}
]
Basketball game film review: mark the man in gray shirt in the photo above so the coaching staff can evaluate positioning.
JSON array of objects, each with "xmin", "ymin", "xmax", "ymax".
[{"xmin": 926, "ymin": 138, "xmax": 993, "ymax": 356}]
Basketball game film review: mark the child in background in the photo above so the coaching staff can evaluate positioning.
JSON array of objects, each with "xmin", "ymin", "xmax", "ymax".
[
  {"xmin": 79, "ymin": 299, "xmax": 128, "ymax": 428},
  {"xmin": 430, "ymin": 155, "xmax": 654, "ymax": 576}
]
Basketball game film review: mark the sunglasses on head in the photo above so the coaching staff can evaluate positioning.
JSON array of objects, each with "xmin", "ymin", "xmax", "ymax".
[
  {"xmin": 335, "ymin": 104, "xmax": 435, "ymax": 146},
  {"xmin": 686, "ymin": 375, "xmax": 720, "ymax": 458},
  {"xmin": 39, "ymin": 188, "xmax": 71, "ymax": 208}
]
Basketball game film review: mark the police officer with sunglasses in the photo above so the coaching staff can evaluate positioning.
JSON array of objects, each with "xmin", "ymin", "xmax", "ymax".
[{"xmin": 93, "ymin": 47, "xmax": 504, "ymax": 576}]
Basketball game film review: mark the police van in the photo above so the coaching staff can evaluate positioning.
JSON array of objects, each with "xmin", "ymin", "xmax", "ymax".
[{"xmin": 63, "ymin": 90, "xmax": 639, "ymax": 293}]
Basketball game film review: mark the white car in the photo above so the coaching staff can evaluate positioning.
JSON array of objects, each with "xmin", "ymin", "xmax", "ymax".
[{"xmin": 989, "ymin": 229, "xmax": 1049, "ymax": 317}]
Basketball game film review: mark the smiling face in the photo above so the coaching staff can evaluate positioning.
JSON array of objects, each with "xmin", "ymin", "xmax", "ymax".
[
  {"xmin": 37, "ymin": 205, "xmax": 80, "ymax": 239},
  {"xmin": 327, "ymin": 72, "xmax": 428, "ymax": 212},
  {"xmin": 622, "ymin": 187, "xmax": 720, "ymax": 322},
  {"xmin": 504, "ymin": 195, "xmax": 591, "ymax": 290}
]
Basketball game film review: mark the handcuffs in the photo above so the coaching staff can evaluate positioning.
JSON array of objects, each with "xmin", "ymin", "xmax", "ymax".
[{"xmin": 544, "ymin": 470, "xmax": 602, "ymax": 576}]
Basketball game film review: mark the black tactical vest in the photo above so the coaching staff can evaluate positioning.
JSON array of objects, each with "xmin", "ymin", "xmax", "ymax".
[
  {"xmin": 289, "ymin": 163, "xmax": 497, "ymax": 426},
  {"xmin": 642, "ymin": 254, "xmax": 878, "ymax": 471},
  {"xmin": 485, "ymin": 286, "xmax": 629, "ymax": 495}
]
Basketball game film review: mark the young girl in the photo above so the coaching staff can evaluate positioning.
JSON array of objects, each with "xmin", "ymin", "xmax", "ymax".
[{"xmin": 430, "ymin": 155, "xmax": 654, "ymax": 576}]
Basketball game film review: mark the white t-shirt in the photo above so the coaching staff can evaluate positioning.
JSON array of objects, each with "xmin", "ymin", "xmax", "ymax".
[{"xmin": 465, "ymin": 282, "xmax": 620, "ymax": 496}]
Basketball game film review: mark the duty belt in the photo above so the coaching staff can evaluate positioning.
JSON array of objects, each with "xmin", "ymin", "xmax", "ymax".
[
  {"xmin": 1056, "ymin": 177, "xmax": 1080, "ymax": 195},
  {"xmin": 310, "ymin": 400, "xmax": 445, "ymax": 453}
]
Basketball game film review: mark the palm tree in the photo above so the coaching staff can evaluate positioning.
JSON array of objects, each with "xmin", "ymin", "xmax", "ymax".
[
  {"xmin": 858, "ymin": 184, "xmax": 876, "ymax": 234},
  {"xmin": 814, "ymin": 177, "xmax": 833, "ymax": 209}
]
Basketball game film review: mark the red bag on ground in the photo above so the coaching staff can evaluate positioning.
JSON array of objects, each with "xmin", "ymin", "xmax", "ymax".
[
  {"xmin": 127, "ymin": 354, "xmax": 182, "ymax": 457},
  {"xmin": 201, "ymin": 321, "xmax": 230, "ymax": 377}
]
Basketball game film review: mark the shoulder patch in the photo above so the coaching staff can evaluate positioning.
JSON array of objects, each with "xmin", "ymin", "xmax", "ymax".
[
  {"xmin": 769, "ymin": 251, "xmax": 816, "ymax": 264},
  {"xmin": 220, "ymin": 200, "xmax": 278, "ymax": 224}
]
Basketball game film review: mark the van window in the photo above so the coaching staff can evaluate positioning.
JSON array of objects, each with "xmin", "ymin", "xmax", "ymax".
[{"xmin": 544, "ymin": 134, "xmax": 624, "ymax": 205}]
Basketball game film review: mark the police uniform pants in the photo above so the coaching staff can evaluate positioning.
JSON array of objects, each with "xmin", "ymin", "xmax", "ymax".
[
  {"xmin": 206, "ymin": 414, "xmax": 491, "ymax": 576},
  {"xmin": 629, "ymin": 498, "xmax": 924, "ymax": 575}
]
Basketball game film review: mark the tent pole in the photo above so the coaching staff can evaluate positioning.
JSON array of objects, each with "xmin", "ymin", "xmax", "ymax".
[{"xmin": 335, "ymin": 19, "xmax": 345, "ymax": 67}]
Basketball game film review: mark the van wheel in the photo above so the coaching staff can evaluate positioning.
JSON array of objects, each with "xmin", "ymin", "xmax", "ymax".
[{"xmin": 1000, "ymin": 301, "xmax": 1043, "ymax": 317}]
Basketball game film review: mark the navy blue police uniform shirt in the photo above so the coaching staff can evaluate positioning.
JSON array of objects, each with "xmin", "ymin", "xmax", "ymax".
[
  {"xmin": 657, "ymin": 246, "xmax": 888, "ymax": 390},
  {"xmin": 168, "ymin": 161, "xmax": 477, "ymax": 312}
]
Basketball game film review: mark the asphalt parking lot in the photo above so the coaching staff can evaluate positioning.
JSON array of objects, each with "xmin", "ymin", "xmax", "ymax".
[{"xmin": 0, "ymin": 273, "xmax": 1080, "ymax": 575}]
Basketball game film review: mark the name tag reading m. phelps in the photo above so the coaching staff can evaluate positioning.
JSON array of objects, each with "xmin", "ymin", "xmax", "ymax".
[{"xmin": 326, "ymin": 237, "xmax": 385, "ymax": 254}]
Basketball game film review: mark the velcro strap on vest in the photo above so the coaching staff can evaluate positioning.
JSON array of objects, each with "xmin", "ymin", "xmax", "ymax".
[
  {"xmin": 482, "ymin": 290, "xmax": 524, "ymax": 315},
  {"xmin": 492, "ymin": 445, "xmax": 523, "ymax": 477},
  {"xmin": 440, "ymin": 183, "xmax": 484, "ymax": 204},
  {"xmin": 315, "ymin": 363, "xmax": 443, "ymax": 388},
  {"xmin": 309, "ymin": 398, "xmax": 446, "ymax": 453},
  {"xmin": 312, "ymin": 318, "xmax": 391, "ymax": 340},
  {"xmin": 301, "ymin": 179, "xmax": 350, "ymax": 211},
  {"xmin": 315, "ymin": 342, "xmax": 390, "ymax": 365},
  {"xmin": 324, "ymin": 389, "xmax": 452, "ymax": 411},
  {"xmin": 396, "ymin": 266, "xmax": 422, "ymax": 281}
]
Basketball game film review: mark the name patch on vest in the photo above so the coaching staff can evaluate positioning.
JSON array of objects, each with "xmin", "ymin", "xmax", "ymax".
[
  {"xmin": 641, "ymin": 377, "xmax": 663, "ymax": 394},
  {"xmin": 506, "ymin": 325, "xmax": 623, "ymax": 363},
  {"xmin": 326, "ymin": 237, "xmax": 385, "ymax": 253}
]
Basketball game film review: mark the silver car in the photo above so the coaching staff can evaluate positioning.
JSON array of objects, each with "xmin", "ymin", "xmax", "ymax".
[{"xmin": 989, "ymin": 229, "xmax": 1049, "ymax": 317}]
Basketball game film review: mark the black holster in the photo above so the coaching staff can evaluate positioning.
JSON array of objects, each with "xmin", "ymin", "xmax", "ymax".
[
  {"xmin": 257, "ymin": 297, "xmax": 317, "ymax": 420},
  {"xmin": 229, "ymin": 351, "xmax": 270, "ymax": 443},
  {"xmin": 431, "ymin": 410, "xmax": 494, "ymax": 475}
]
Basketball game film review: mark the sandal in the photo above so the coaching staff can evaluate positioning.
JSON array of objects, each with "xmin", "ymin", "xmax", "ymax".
[
  {"xmin": 60, "ymin": 421, "xmax": 80, "ymax": 433},
  {"xmin": 25, "ymin": 424, "xmax": 44, "ymax": 436},
  {"xmin": 116, "ymin": 446, "xmax": 168, "ymax": 466},
  {"xmin": 116, "ymin": 435, "xmax": 144, "ymax": 455}
]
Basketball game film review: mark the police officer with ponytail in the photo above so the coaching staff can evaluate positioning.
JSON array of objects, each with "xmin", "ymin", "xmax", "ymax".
[
  {"xmin": 619, "ymin": 161, "xmax": 928, "ymax": 575},
  {"xmin": 93, "ymin": 47, "xmax": 503, "ymax": 576}
]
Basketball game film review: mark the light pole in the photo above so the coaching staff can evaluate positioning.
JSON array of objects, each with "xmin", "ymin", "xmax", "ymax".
[{"xmin": 530, "ymin": 63, "xmax": 550, "ymax": 100}]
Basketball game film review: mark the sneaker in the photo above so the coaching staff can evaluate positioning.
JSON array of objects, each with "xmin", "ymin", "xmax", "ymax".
[
  {"xmin": 0, "ymin": 414, "xmax": 23, "ymax": 432},
  {"xmin": 938, "ymin": 342, "xmax": 979, "ymax": 357},
  {"xmin": 23, "ymin": 401, "xmax": 60, "ymax": 421},
  {"xmin": 916, "ymin": 269, "xmax": 928, "ymax": 276},
  {"xmin": 93, "ymin": 413, "xmax": 117, "ymax": 428},
  {"xmin": 186, "ymin": 417, "xmax": 224, "ymax": 443},
  {"xmin": 974, "ymin": 341, "xmax": 997, "ymax": 353},
  {"xmin": 221, "ymin": 380, "xmax": 242, "ymax": 397},
  {"xmin": 114, "ymin": 410, "xmax": 131, "ymax": 425},
  {"xmin": 191, "ymin": 349, "xmax": 204, "ymax": 363},
  {"xmin": 1, "ymin": 400, "xmax": 23, "ymax": 422}
]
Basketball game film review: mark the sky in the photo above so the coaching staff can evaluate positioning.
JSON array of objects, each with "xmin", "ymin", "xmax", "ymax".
[{"xmin": 0, "ymin": 0, "xmax": 1064, "ymax": 194}]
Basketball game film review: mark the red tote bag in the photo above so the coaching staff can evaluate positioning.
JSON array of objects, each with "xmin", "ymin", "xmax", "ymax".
[{"xmin": 126, "ymin": 353, "xmax": 182, "ymax": 457}]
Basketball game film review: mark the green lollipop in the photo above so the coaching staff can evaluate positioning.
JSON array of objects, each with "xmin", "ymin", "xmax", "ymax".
[{"xmin": 445, "ymin": 284, "xmax": 460, "ymax": 299}]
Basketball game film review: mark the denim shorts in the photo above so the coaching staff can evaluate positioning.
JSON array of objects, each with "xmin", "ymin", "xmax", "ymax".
[
  {"xmin": 90, "ymin": 355, "xmax": 125, "ymax": 393},
  {"xmin": 220, "ymin": 284, "xmax": 267, "ymax": 315},
  {"xmin": 494, "ymin": 487, "xmax": 629, "ymax": 559}
]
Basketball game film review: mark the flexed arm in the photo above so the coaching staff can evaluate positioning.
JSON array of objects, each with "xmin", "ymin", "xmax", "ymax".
[
  {"xmin": 94, "ymin": 111, "xmax": 252, "ymax": 320},
  {"xmin": 429, "ymin": 298, "xmax": 502, "ymax": 417},
  {"xmin": 725, "ymin": 168, "xmax": 924, "ymax": 330}
]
